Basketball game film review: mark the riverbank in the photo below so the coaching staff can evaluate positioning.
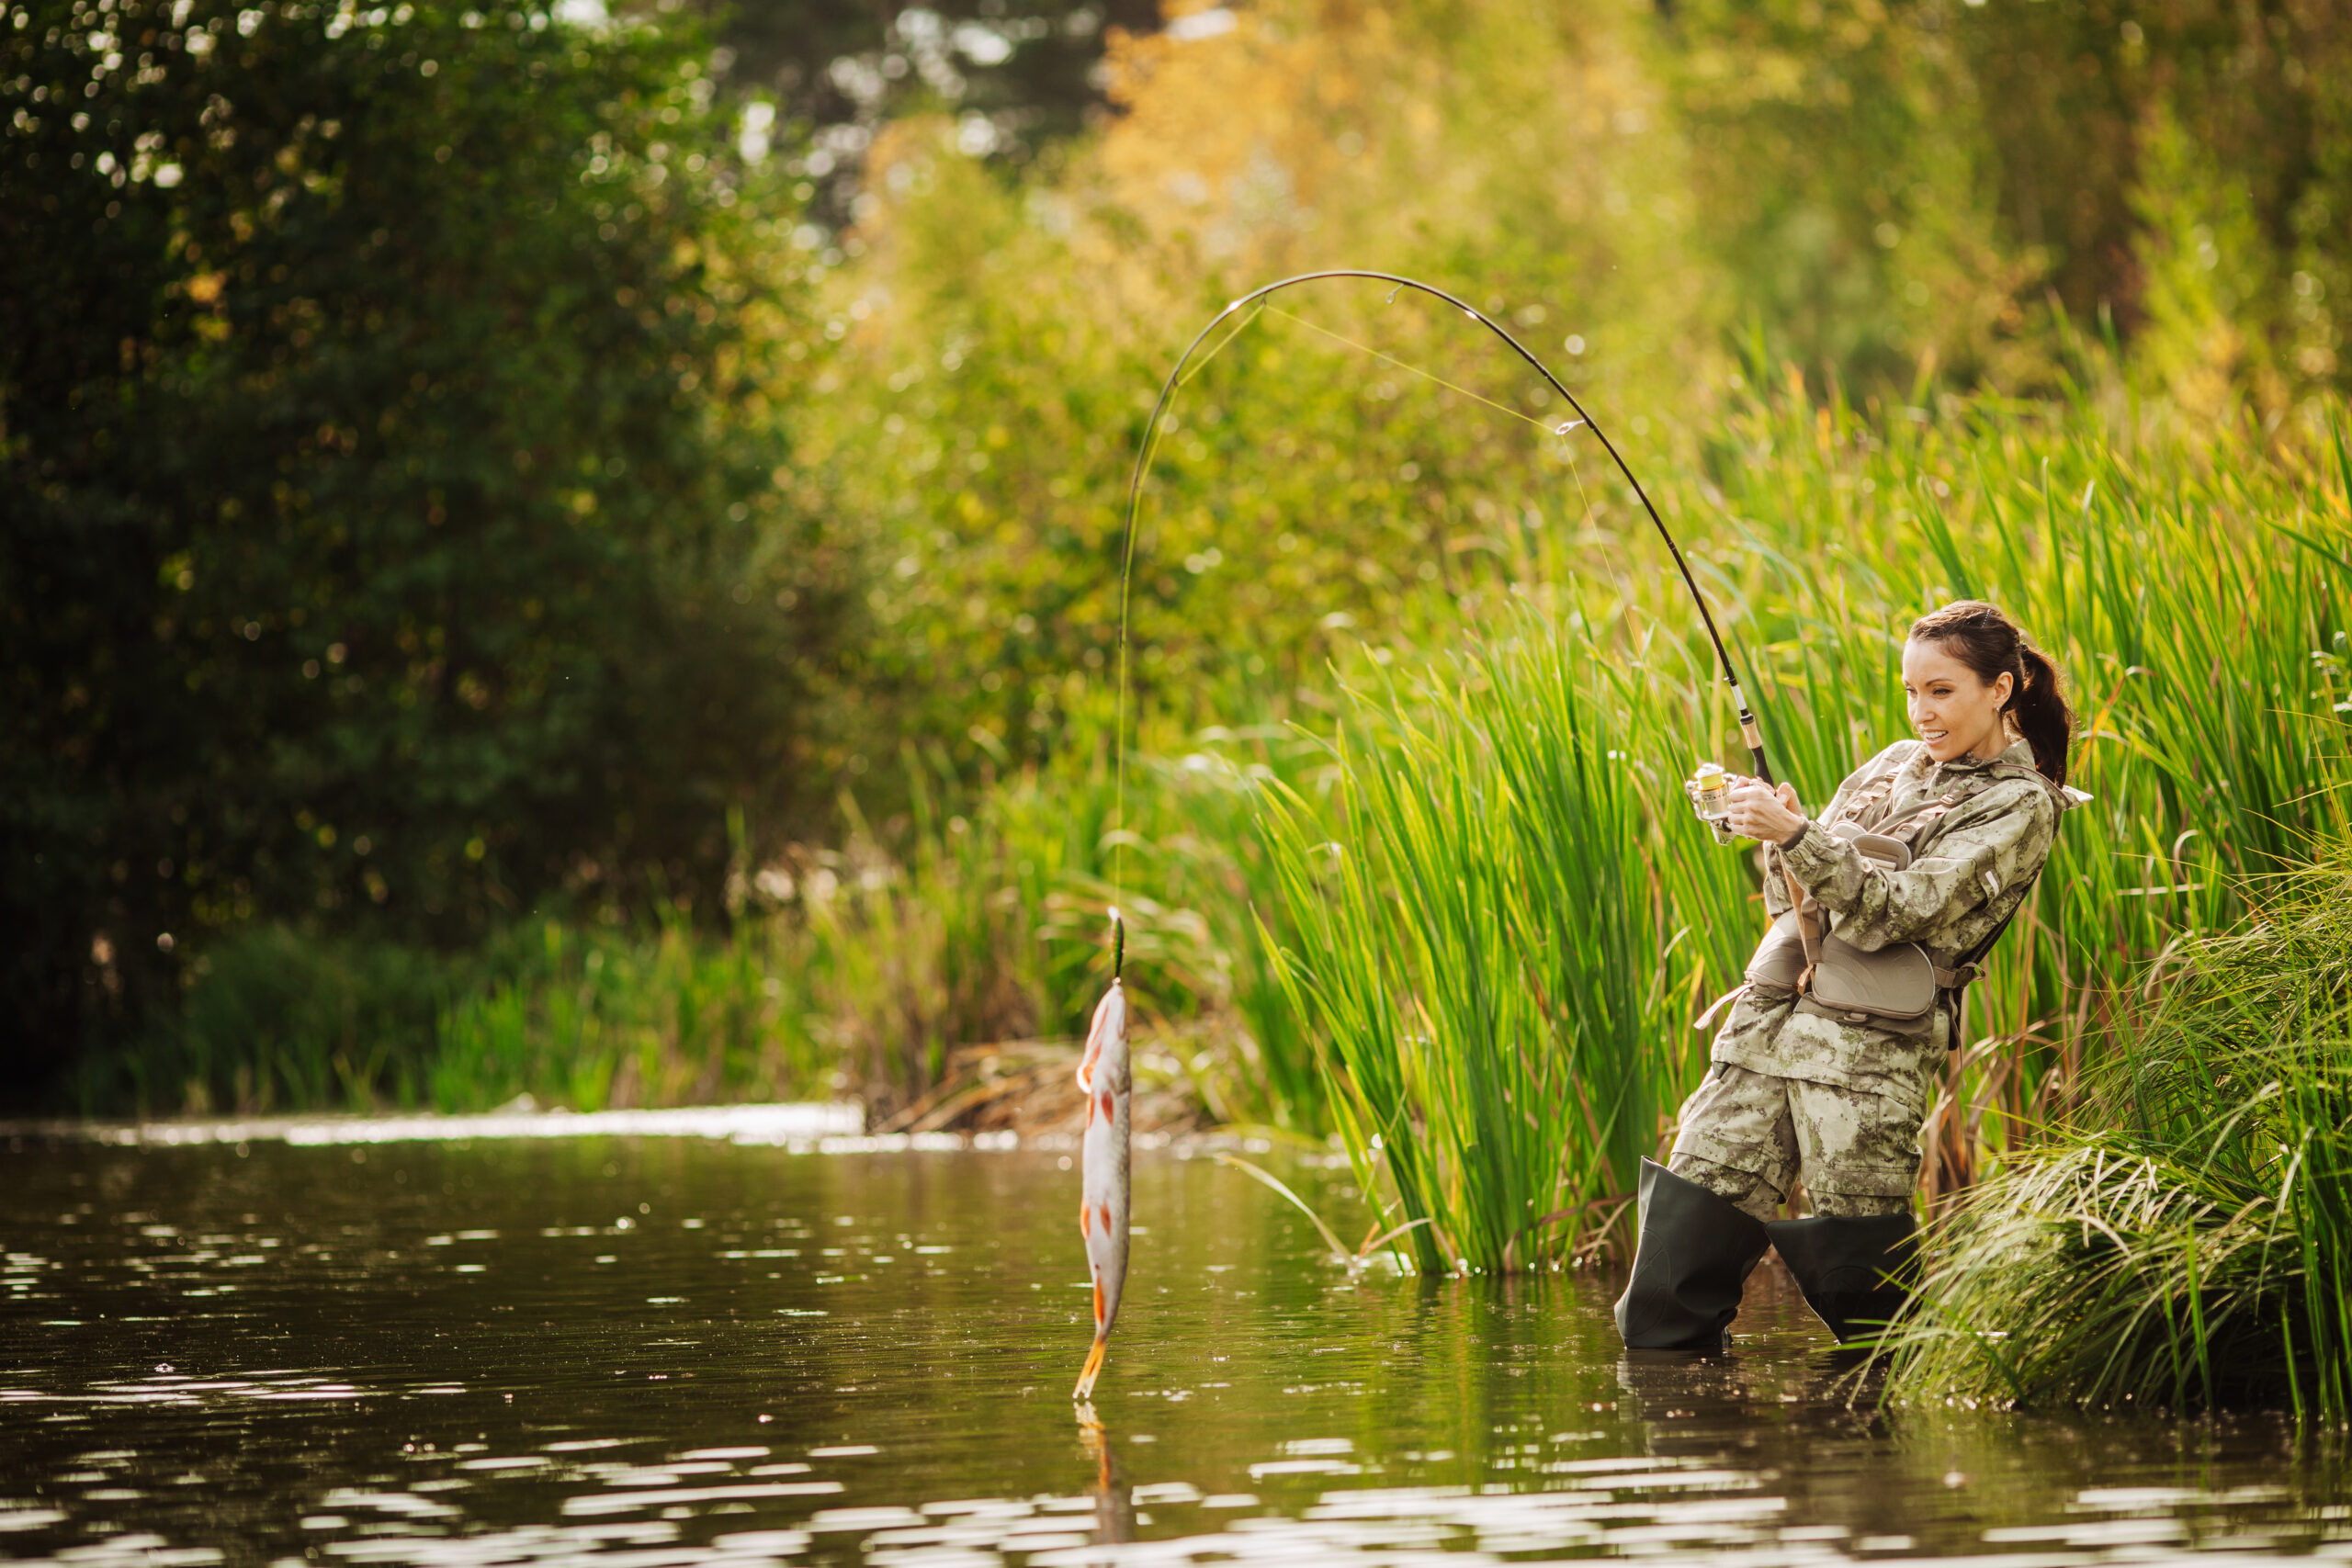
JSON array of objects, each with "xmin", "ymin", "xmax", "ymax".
[{"xmin": 1, "ymin": 1057, "xmax": 1219, "ymax": 1152}]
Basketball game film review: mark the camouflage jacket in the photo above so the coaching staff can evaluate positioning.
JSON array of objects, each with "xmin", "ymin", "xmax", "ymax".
[{"xmin": 1708, "ymin": 737, "xmax": 2075, "ymax": 1099}]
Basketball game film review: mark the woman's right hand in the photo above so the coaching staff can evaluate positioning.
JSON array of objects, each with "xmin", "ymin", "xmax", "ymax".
[{"xmin": 1721, "ymin": 778, "xmax": 1805, "ymax": 845}]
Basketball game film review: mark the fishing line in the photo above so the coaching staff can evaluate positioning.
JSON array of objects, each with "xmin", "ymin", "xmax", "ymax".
[
  {"xmin": 1263, "ymin": 300, "xmax": 1609, "ymax": 606},
  {"xmin": 1108, "ymin": 269, "xmax": 1778, "ymax": 953},
  {"xmin": 1260, "ymin": 305, "xmax": 1554, "ymax": 432},
  {"xmin": 1263, "ymin": 300, "xmax": 1608, "ymax": 600},
  {"xmin": 1181, "ymin": 299, "xmax": 1269, "ymax": 390}
]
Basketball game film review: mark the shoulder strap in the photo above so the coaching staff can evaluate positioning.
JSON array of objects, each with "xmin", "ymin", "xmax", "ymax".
[{"xmin": 1933, "ymin": 867, "xmax": 2044, "ymax": 1048}]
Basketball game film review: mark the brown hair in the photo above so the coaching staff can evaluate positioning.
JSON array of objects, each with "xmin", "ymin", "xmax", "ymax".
[{"xmin": 1907, "ymin": 600, "xmax": 2075, "ymax": 787}]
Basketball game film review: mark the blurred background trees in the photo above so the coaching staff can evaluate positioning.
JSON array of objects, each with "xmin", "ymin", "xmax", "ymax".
[
  {"xmin": 2, "ymin": 0, "xmax": 853, "ymax": 1098},
  {"xmin": 5, "ymin": 0, "xmax": 2348, "ymax": 1109}
]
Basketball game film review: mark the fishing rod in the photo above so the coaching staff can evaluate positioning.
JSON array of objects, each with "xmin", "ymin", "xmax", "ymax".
[
  {"xmin": 1080, "ymin": 271, "xmax": 1768, "ymax": 1374},
  {"xmin": 1112, "ymin": 270, "xmax": 1779, "ymax": 817}
]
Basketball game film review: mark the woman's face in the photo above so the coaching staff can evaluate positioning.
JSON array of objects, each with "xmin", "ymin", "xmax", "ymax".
[{"xmin": 1902, "ymin": 637, "xmax": 2014, "ymax": 763}]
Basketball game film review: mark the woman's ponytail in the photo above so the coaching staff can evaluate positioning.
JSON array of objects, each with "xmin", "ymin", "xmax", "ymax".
[
  {"xmin": 1908, "ymin": 599, "xmax": 2075, "ymax": 788},
  {"xmin": 2008, "ymin": 644, "xmax": 2073, "ymax": 789}
]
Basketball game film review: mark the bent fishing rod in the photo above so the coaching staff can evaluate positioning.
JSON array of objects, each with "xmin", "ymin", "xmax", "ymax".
[{"xmin": 1114, "ymin": 269, "xmax": 1780, "ymax": 791}]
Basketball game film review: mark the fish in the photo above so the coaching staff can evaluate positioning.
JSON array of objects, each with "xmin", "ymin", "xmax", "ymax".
[{"xmin": 1071, "ymin": 971, "xmax": 1131, "ymax": 1402}]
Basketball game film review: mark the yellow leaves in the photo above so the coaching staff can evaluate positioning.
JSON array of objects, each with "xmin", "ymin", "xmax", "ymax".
[
  {"xmin": 1095, "ymin": 1, "xmax": 1390, "ymax": 267},
  {"xmin": 185, "ymin": 269, "xmax": 225, "ymax": 305}
]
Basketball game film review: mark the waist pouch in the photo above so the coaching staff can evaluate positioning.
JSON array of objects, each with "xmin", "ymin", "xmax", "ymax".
[{"xmin": 1743, "ymin": 825, "xmax": 1939, "ymax": 1038}]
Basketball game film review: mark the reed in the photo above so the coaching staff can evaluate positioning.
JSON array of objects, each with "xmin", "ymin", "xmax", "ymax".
[
  {"xmin": 1881, "ymin": 848, "xmax": 2352, "ymax": 1417},
  {"xmin": 117, "ymin": 385, "xmax": 2351, "ymax": 1165},
  {"xmin": 1253, "ymin": 385, "xmax": 2352, "ymax": 1270},
  {"xmin": 1261, "ymin": 629, "xmax": 1690, "ymax": 1271}
]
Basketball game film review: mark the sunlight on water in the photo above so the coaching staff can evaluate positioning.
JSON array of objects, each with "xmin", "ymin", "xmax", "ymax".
[
  {"xmin": 1, "ymin": 1102, "xmax": 865, "ymax": 1148},
  {"xmin": 2, "ymin": 1131, "xmax": 2347, "ymax": 1565}
]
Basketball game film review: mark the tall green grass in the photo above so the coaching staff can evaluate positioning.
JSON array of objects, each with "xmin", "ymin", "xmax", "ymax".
[
  {"xmin": 1262, "ymin": 634, "xmax": 1688, "ymax": 1272},
  {"xmin": 113, "ymin": 385, "xmax": 2351, "ymax": 1170},
  {"xmin": 1253, "ymin": 387, "xmax": 2352, "ymax": 1270},
  {"xmin": 1883, "ymin": 848, "xmax": 2352, "ymax": 1417}
]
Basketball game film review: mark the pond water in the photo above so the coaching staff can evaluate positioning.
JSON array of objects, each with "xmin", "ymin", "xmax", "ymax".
[{"xmin": 4, "ymin": 1123, "xmax": 2347, "ymax": 1567}]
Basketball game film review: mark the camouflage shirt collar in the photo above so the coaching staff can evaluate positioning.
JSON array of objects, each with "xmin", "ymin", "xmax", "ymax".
[{"xmin": 1925, "ymin": 737, "xmax": 2035, "ymax": 778}]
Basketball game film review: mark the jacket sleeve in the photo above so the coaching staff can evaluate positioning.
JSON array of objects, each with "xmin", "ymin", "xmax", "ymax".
[
  {"xmin": 1779, "ymin": 781, "xmax": 2056, "ymax": 951},
  {"xmin": 1762, "ymin": 743, "xmax": 1910, "ymax": 919}
]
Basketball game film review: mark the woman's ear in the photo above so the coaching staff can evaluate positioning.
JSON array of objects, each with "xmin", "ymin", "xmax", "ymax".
[{"xmin": 1993, "ymin": 670, "xmax": 2016, "ymax": 710}]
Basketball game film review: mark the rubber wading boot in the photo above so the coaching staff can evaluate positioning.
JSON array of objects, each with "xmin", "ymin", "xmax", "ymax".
[
  {"xmin": 1765, "ymin": 1213, "xmax": 1918, "ymax": 1343},
  {"xmin": 1613, "ymin": 1158, "xmax": 1773, "ymax": 1350}
]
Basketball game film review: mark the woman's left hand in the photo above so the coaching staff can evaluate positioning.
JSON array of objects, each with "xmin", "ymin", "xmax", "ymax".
[{"xmin": 1723, "ymin": 779, "xmax": 1805, "ymax": 845}]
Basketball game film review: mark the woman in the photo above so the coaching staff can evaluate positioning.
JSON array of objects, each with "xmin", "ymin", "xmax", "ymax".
[{"xmin": 1615, "ymin": 600, "xmax": 2083, "ymax": 1350}]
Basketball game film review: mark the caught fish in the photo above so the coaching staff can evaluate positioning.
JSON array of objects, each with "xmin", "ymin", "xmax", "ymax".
[{"xmin": 1071, "ymin": 927, "xmax": 1131, "ymax": 1403}]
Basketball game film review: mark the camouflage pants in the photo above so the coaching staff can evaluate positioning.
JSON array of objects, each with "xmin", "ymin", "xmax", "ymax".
[{"xmin": 1667, "ymin": 1062, "xmax": 1920, "ymax": 1221}]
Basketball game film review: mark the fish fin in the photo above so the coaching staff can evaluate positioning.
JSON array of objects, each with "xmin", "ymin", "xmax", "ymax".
[
  {"xmin": 1072, "ymin": 1337, "xmax": 1108, "ymax": 1402},
  {"xmin": 1092, "ymin": 1276, "xmax": 1105, "ymax": 1328}
]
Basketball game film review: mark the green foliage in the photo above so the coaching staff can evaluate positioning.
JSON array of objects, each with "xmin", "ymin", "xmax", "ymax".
[
  {"xmin": 428, "ymin": 912, "xmax": 833, "ymax": 1114},
  {"xmin": 19, "ymin": 0, "xmax": 2352, "ymax": 1141},
  {"xmin": 811, "ymin": 0, "xmax": 2352, "ymax": 803},
  {"xmin": 1884, "ymin": 849, "xmax": 2352, "ymax": 1418},
  {"xmin": 2130, "ymin": 106, "xmax": 2288, "ymax": 416},
  {"xmin": 1, "ymin": 0, "xmax": 848, "ymax": 1098},
  {"xmin": 95, "ymin": 736, "xmax": 1328, "ymax": 1122},
  {"xmin": 112, "ymin": 922, "xmax": 445, "ymax": 1113},
  {"xmin": 1264, "ymin": 623, "xmax": 1690, "ymax": 1272},
  {"xmin": 1251, "ymin": 381, "xmax": 2352, "ymax": 1270},
  {"xmin": 1658, "ymin": 0, "xmax": 2021, "ymax": 385}
]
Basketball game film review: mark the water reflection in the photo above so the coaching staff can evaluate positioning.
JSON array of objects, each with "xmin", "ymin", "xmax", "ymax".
[
  {"xmin": 0, "ymin": 1131, "xmax": 2346, "ymax": 1565},
  {"xmin": 1076, "ymin": 1406, "xmax": 1136, "ymax": 1552}
]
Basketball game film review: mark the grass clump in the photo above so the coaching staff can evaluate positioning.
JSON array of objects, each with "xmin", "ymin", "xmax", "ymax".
[
  {"xmin": 1885, "ymin": 848, "xmax": 2352, "ymax": 1418},
  {"xmin": 1263, "ymin": 620, "xmax": 1701, "ymax": 1274}
]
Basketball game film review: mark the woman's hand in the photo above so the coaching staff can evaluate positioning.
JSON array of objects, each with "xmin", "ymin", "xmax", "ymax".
[{"xmin": 1723, "ymin": 779, "xmax": 1805, "ymax": 845}]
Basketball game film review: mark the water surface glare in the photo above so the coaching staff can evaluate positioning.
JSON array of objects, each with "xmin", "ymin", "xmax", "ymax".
[{"xmin": 3, "ymin": 1134, "xmax": 2346, "ymax": 1566}]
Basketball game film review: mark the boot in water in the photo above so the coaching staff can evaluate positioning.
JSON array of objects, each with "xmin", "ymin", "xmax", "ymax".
[
  {"xmin": 1613, "ymin": 1158, "xmax": 1772, "ymax": 1351},
  {"xmin": 1765, "ymin": 1213, "xmax": 1917, "ymax": 1344}
]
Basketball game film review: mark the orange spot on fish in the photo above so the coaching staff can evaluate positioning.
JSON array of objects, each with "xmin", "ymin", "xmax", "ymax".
[
  {"xmin": 1099, "ymin": 1089, "xmax": 1114, "ymax": 1122},
  {"xmin": 1092, "ymin": 1278, "xmax": 1105, "ymax": 1327},
  {"xmin": 1098, "ymin": 1201, "xmax": 1112, "ymax": 1236},
  {"xmin": 1080, "ymin": 1201, "xmax": 1091, "ymax": 1236}
]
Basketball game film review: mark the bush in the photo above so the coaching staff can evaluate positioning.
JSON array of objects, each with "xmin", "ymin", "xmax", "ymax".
[{"xmin": 1885, "ymin": 849, "xmax": 2352, "ymax": 1418}]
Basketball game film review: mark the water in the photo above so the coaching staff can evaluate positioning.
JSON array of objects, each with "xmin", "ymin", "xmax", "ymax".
[{"xmin": 4, "ymin": 1124, "xmax": 2347, "ymax": 1567}]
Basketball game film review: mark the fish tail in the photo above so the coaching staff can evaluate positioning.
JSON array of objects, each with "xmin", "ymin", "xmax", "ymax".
[{"xmin": 1072, "ymin": 1336, "xmax": 1109, "ymax": 1402}]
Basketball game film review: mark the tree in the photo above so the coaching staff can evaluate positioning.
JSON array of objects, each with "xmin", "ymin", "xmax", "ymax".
[{"xmin": 0, "ymin": 0, "xmax": 849, "ymax": 1101}]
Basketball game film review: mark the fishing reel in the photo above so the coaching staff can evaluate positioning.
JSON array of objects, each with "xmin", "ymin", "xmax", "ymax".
[{"xmin": 1684, "ymin": 762, "xmax": 1739, "ymax": 846}]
